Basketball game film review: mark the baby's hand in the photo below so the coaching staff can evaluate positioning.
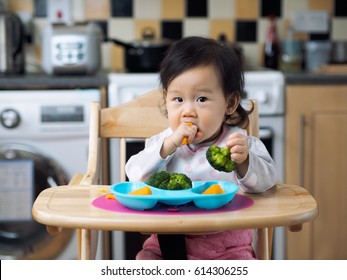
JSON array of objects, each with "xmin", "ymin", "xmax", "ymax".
[
  {"xmin": 225, "ymin": 132, "xmax": 248, "ymax": 164},
  {"xmin": 171, "ymin": 122, "xmax": 199, "ymax": 147}
]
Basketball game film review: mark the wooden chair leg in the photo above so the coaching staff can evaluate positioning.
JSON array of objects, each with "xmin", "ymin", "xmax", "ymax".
[
  {"xmin": 268, "ymin": 227, "xmax": 273, "ymax": 259},
  {"xmin": 257, "ymin": 228, "xmax": 270, "ymax": 260},
  {"xmin": 79, "ymin": 229, "xmax": 92, "ymax": 260},
  {"xmin": 78, "ymin": 229, "xmax": 81, "ymax": 259},
  {"xmin": 78, "ymin": 229, "xmax": 99, "ymax": 260}
]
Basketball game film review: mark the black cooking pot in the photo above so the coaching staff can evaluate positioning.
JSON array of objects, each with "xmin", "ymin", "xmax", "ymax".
[{"xmin": 108, "ymin": 27, "xmax": 172, "ymax": 72}]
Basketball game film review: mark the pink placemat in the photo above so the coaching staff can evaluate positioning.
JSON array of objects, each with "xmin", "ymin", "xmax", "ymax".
[{"xmin": 92, "ymin": 194, "xmax": 253, "ymax": 215}]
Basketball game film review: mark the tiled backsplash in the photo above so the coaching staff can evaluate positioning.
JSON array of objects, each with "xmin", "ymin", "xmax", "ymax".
[{"xmin": 5, "ymin": 0, "xmax": 347, "ymax": 71}]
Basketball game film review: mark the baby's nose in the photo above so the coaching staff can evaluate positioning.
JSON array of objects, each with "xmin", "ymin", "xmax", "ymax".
[{"xmin": 182, "ymin": 102, "xmax": 196, "ymax": 116}]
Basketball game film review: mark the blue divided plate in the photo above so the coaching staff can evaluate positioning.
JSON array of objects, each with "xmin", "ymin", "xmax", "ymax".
[{"xmin": 110, "ymin": 181, "xmax": 239, "ymax": 210}]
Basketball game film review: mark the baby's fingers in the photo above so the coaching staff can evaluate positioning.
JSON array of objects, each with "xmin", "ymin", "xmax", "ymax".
[
  {"xmin": 181, "ymin": 122, "xmax": 192, "ymax": 145},
  {"xmin": 230, "ymin": 150, "xmax": 247, "ymax": 164}
]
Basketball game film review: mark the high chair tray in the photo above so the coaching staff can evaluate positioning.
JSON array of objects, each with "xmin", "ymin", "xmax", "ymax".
[
  {"xmin": 110, "ymin": 181, "xmax": 239, "ymax": 210},
  {"xmin": 32, "ymin": 183, "xmax": 318, "ymax": 235}
]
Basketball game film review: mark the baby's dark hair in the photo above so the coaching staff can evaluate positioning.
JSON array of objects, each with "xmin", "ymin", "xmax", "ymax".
[{"xmin": 159, "ymin": 36, "xmax": 252, "ymax": 128}]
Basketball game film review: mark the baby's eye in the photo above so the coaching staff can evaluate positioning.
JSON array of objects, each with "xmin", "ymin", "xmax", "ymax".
[
  {"xmin": 174, "ymin": 97, "xmax": 184, "ymax": 103},
  {"xmin": 196, "ymin": 96, "xmax": 207, "ymax": 102}
]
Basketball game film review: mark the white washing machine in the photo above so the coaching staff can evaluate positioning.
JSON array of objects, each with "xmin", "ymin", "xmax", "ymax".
[{"xmin": 0, "ymin": 89, "xmax": 103, "ymax": 260}]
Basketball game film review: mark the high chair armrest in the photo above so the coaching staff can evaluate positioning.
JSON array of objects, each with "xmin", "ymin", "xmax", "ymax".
[{"xmin": 68, "ymin": 173, "xmax": 85, "ymax": 186}]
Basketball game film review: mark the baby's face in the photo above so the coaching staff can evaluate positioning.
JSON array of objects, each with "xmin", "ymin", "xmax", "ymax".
[{"xmin": 165, "ymin": 65, "xmax": 234, "ymax": 144}]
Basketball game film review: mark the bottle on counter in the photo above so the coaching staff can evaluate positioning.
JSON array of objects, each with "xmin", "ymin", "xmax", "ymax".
[
  {"xmin": 279, "ymin": 26, "xmax": 303, "ymax": 72},
  {"xmin": 264, "ymin": 16, "xmax": 280, "ymax": 70}
]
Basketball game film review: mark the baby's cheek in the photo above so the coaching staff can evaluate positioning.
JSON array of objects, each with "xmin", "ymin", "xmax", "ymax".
[{"xmin": 167, "ymin": 110, "xmax": 180, "ymax": 130}]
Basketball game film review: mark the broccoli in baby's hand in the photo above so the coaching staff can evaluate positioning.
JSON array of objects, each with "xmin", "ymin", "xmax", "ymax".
[
  {"xmin": 206, "ymin": 145, "xmax": 237, "ymax": 173},
  {"xmin": 147, "ymin": 171, "xmax": 192, "ymax": 190}
]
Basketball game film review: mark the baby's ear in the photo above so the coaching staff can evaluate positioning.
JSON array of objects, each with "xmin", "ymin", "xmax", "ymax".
[{"xmin": 226, "ymin": 93, "xmax": 240, "ymax": 115}]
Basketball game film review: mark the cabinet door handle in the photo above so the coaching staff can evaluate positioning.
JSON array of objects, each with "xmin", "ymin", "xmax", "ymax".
[{"xmin": 299, "ymin": 114, "xmax": 305, "ymax": 187}]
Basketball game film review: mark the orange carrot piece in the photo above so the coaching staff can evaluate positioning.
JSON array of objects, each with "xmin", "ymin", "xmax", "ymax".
[
  {"xmin": 202, "ymin": 184, "xmax": 226, "ymax": 194},
  {"xmin": 182, "ymin": 122, "xmax": 193, "ymax": 145},
  {"xmin": 105, "ymin": 194, "xmax": 116, "ymax": 200},
  {"xmin": 129, "ymin": 185, "xmax": 152, "ymax": 195},
  {"xmin": 182, "ymin": 137, "xmax": 188, "ymax": 145}
]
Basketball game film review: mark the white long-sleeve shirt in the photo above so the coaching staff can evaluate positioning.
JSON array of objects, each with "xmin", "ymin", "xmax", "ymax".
[{"xmin": 126, "ymin": 124, "xmax": 278, "ymax": 193}]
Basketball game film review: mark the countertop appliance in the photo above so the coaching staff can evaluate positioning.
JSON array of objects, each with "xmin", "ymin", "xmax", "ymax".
[
  {"xmin": 0, "ymin": 89, "xmax": 103, "ymax": 259},
  {"xmin": 107, "ymin": 71, "xmax": 286, "ymax": 260},
  {"xmin": 0, "ymin": 10, "xmax": 25, "ymax": 74},
  {"xmin": 108, "ymin": 27, "xmax": 172, "ymax": 73},
  {"xmin": 42, "ymin": 23, "xmax": 103, "ymax": 75}
]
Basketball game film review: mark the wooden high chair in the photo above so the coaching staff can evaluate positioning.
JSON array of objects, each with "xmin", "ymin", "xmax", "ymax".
[{"xmin": 32, "ymin": 89, "xmax": 318, "ymax": 260}]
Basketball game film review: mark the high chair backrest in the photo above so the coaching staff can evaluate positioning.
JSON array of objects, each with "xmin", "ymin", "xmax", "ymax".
[{"xmin": 84, "ymin": 88, "xmax": 271, "ymax": 259}]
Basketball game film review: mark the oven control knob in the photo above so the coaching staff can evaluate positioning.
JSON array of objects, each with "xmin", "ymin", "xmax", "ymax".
[{"xmin": 0, "ymin": 108, "xmax": 21, "ymax": 129}]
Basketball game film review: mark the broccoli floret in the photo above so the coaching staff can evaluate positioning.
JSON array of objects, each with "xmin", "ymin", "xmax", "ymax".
[
  {"xmin": 206, "ymin": 145, "xmax": 237, "ymax": 173},
  {"xmin": 147, "ymin": 171, "xmax": 170, "ymax": 189},
  {"xmin": 166, "ymin": 173, "xmax": 192, "ymax": 190},
  {"xmin": 147, "ymin": 171, "xmax": 192, "ymax": 190}
]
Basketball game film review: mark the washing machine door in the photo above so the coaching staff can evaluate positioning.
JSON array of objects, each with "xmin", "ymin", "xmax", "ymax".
[{"xmin": 0, "ymin": 143, "xmax": 74, "ymax": 259}]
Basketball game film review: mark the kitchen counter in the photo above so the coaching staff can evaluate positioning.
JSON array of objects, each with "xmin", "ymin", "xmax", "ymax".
[
  {"xmin": 285, "ymin": 72, "xmax": 347, "ymax": 85},
  {"xmin": 0, "ymin": 71, "xmax": 108, "ymax": 89},
  {"xmin": 1, "ymin": 70, "xmax": 345, "ymax": 89}
]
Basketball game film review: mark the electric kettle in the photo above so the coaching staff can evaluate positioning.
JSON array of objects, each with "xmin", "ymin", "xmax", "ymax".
[{"xmin": 0, "ymin": 10, "xmax": 25, "ymax": 74}]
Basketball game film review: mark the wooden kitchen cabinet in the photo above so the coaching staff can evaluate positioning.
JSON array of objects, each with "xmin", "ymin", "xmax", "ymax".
[{"xmin": 285, "ymin": 84, "xmax": 347, "ymax": 260}]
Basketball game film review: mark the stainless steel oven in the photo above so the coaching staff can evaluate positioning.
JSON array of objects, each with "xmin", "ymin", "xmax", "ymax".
[{"xmin": 108, "ymin": 71, "xmax": 285, "ymax": 260}]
